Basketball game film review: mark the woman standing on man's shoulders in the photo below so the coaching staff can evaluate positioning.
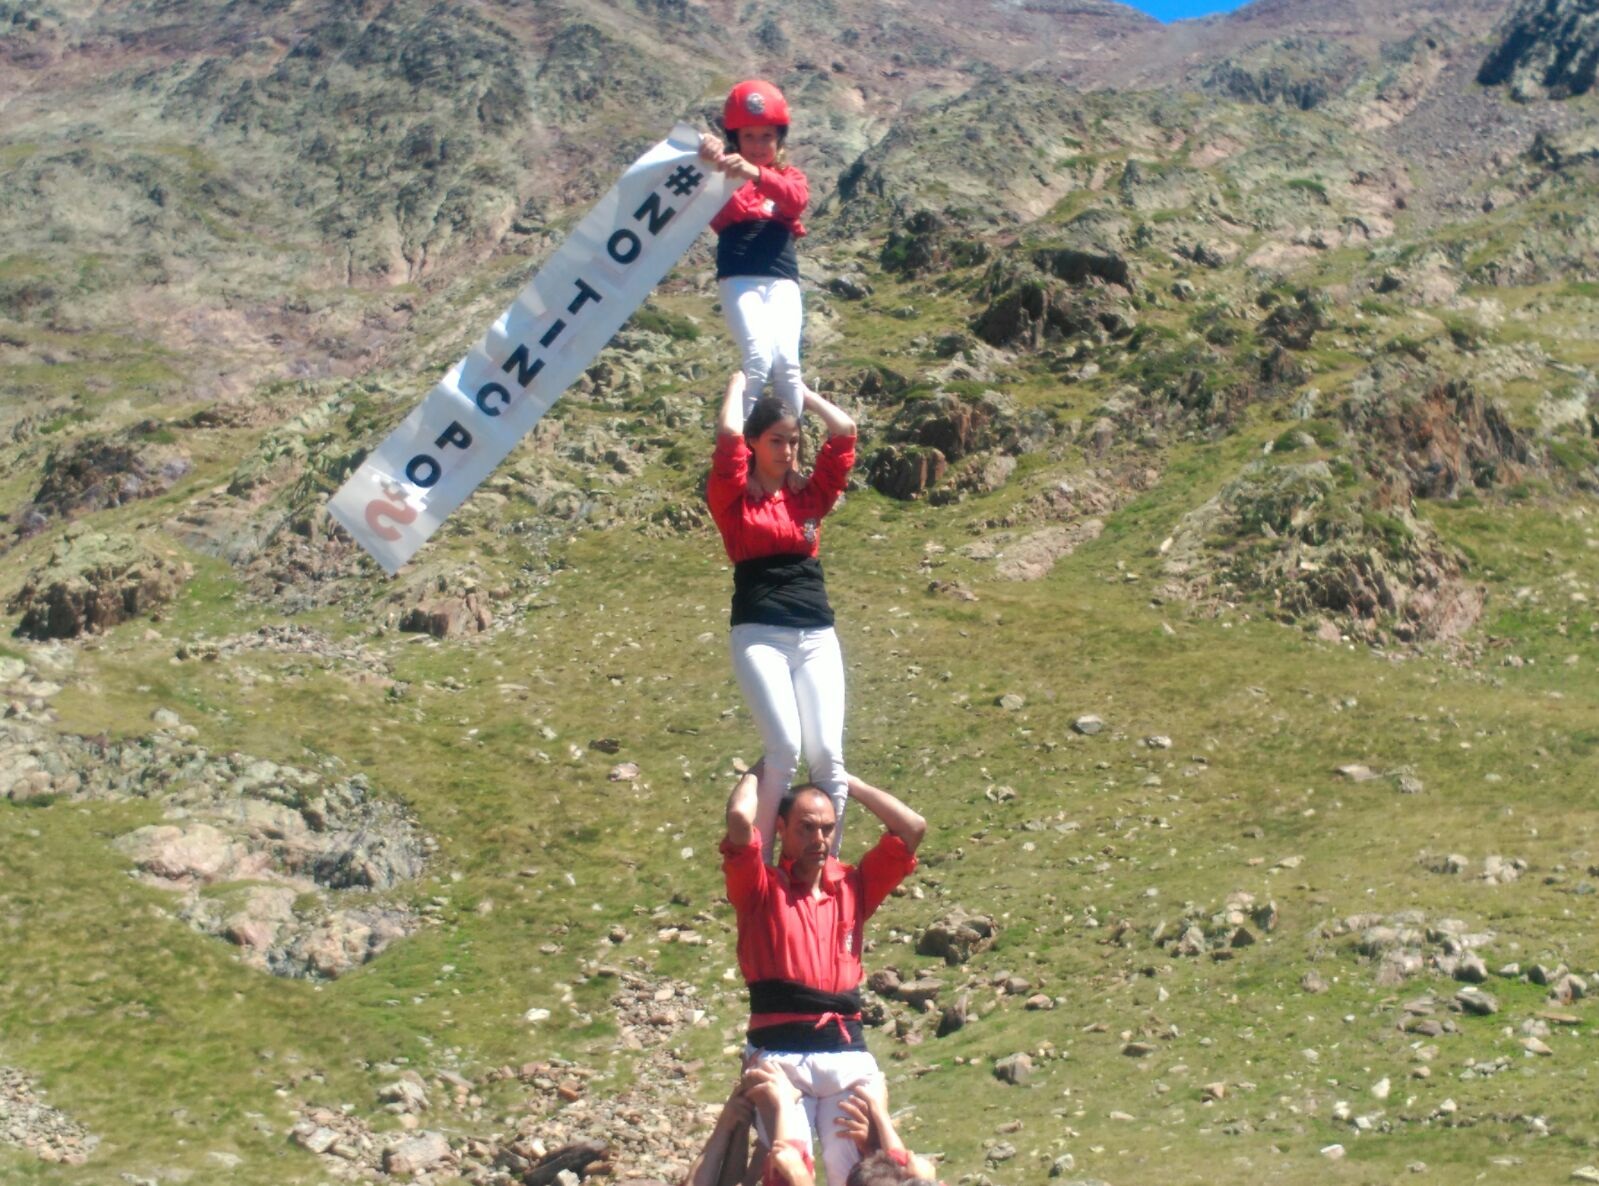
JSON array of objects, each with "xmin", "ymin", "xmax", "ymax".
[{"xmin": 706, "ymin": 372, "xmax": 857, "ymax": 859}]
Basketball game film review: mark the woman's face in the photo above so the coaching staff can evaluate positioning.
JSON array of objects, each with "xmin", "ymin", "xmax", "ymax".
[
  {"xmin": 750, "ymin": 418, "xmax": 800, "ymax": 480},
  {"xmin": 735, "ymin": 124, "xmax": 781, "ymax": 167}
]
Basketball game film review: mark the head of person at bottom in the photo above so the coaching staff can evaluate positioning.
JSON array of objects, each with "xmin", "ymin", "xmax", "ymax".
[
  {"xmin": 846, "ymin": 1151, "xmax": 936, "ymax": 1186},
  {"xmin": 744, "ymin": 395, "xmax": 801, "ymax": 485},
  {"xmin": 775, "ymin": 783, "xmax": 835, "ymax": 877}
]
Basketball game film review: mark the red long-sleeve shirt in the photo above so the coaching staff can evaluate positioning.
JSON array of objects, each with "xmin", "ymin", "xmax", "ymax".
[
  {"xmin": 721, "ymin": 830, "xmax": 918, "ymax": 995},
  {"xmin": 709, "ymin": 164, "xmax": 809, "ymax": 238},
  {"xmin": 706, "ymin": 431, "xmax": 854, "ymax": 564}
]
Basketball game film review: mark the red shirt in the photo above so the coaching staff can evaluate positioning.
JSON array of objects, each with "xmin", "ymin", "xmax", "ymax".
[
  {"xmin": 709, "ymin": 164, "xmax": 808, "ymax": 238},
  {"xmin": 721, "ymin": 830, "xmax": 918, "ymax": 995},
  {"xmin": 706, "ymin": 432, "xmax": 854, "ymax": 564}
]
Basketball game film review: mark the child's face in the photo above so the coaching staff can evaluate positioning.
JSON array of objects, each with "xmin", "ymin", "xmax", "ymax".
[
  {"xmin": 750, "ymin": 419, "xmax": 800, "ymax": 479},
  {"xmin": 735, "ymin": 124, "xmax": 781, "ymax": 167}
]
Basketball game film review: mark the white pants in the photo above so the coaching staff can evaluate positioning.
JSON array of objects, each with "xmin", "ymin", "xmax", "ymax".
[
  {"xmin": 730, "ymin": 622, "xmax": 847, "ymax": 860},
  {"xmin": 747, "ymin": 1047, "xmax": 878, "ymax": 1186},
  {"xmin": 720, "ymin": 276, "xmax": 805, "ymax": 420}
]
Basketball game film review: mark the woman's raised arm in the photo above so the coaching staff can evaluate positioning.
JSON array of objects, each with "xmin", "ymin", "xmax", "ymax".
[
  {"xmin": 718, "ymin": 371, "xmax": 747, "ymax": 438},
  {"xmin": 802, "ymin": 388, "xmax": 855, "ymax": 438}
]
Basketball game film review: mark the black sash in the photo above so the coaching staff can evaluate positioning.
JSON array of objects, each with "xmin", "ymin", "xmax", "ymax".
[
  {"xmin": 746, "ymin": 979, "xmax": 866, "ymax": 1053},
  {"xmin": 731, "ymin": 554, "xmax": 833, "ymax": 629}
]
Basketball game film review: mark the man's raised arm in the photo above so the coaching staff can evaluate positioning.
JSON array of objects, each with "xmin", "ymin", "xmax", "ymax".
[
  {"xmin": 845, "ymin": 773, "xmax": 926, "ymax": 854},
  {"xmin": 724, "ymin": 764, "xmax": 759, "ymax": 850}
]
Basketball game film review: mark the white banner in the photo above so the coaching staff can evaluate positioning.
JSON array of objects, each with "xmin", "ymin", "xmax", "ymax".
[{"xmin": 328, "ymin": 122, "xmax": 744, "ymax": 574}]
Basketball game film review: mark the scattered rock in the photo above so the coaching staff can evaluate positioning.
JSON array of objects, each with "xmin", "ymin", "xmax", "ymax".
[
  {"xmin": 0, "ymin": 680, "xmax": 429, "ymax": 978},
  {"xmin": 295, "ymin": 1125, "xmax": 340, "ymax": 1155},
  {"xmin": 987, "ymin": 520, "xmax": 1106, "ymax": 582},
  {"xmin": 14, "ymin": 432, "xmax": 191, "ymax": 539},
  {"xmin": 379, "ymin": 1076, "xmax": 429, "ymax": 1114},
  {"xmin": 1481, "ymin": 854, "xmax": 1526, "ymax": 885},
  {"xmin": 1173, "ymin": 925, "xmax": 1209, "ymax": 958},
  {"xmin": 398, "ymin": 590, "xmax": 494, "ymax": 638},
  {"xmin": 382, "ymin": 1130, "xmax": 452, "ymax": 1176},
  {"xmin": 928, "ymin": 578, "xmax": 979, "ymax": 601},
  {"xmin": 10, "ymin": 530, "xmax": 192, "ymax": 640},
  {"xmin": 936, "ymin": 991, "xmax": 971, "ymax": 1037},
  {"xmin": 993, "ymin": 1052, "xmax": 1033, "ymax": 1085},
  {"xmin": 917, "ymin": 908, "xmax": 999, "ymax": 965},
  {"xmin": 868, "ymin": 444, "xmax": 949, "ymax": 501},
  {"xmin": 1549, "ymin": 973, "xmax": 1587, "ymax": 1005},
  {"xmin": 524, "ymin": 1140, "xmax": 611, "ymax": 1186},
  {"xmin": 114, "ymin": 823, "xmax": 265, "ymax": 886},
  {"xmin": 826, "ymin": 273, "xmax": 872, "ymax": 300},
  {"xmin": 895, "ymin": 977, "xmax": 945, "ymax": 1008},
  {"xmin": 0, "ymin": 1065, "xmax": 99, "ymax": 1166},
  {"xmin": 1335, "ymin": 763, "xmax": 1379, "ymax": 782},
  {"xmin": 1048, "ymin": 1151, "xmax": 1077, "ymax": 1176}
]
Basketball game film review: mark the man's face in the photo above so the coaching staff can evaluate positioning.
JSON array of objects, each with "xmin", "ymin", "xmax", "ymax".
[{"xmin": 777, "ymin": 789, "xmax": 835, "ymax": 873}]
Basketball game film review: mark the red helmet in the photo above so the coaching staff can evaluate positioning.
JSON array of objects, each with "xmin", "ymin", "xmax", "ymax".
[{"xmin": 723, "ymin": 79, "xmax": 789, "ymax": 131}]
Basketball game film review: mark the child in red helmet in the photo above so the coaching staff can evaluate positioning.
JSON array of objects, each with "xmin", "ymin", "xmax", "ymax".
[{"xmin": 698, "ymin": 80, "xmax": 812, "ymax": 424}]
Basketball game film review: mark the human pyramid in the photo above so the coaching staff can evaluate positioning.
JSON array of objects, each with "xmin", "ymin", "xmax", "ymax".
[{"xmin": 676, "ymin": 81, "xmax": 942, "ymax": 1186}]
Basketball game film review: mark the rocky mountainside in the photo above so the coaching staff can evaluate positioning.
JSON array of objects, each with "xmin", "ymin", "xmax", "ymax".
[
  {"xmin": 3, "ymin": 1, "xmax": 1599, "ymax": 1184},
  {"xmin": 1479, "ymin": 0, "xmax": 1599, "ymax": 99}
]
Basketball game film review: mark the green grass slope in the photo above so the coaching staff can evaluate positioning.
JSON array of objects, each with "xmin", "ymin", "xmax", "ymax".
[{"xmin": 2, "ymin": 5, "xmax": 1599, "ymax": 1185}]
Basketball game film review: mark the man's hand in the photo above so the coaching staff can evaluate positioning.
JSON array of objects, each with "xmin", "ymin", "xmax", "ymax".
[
  {"xmin": 839, "ymin": 1074, "xmax": 910, "ymax": 1156},
  {"xmin": 833, "ymin": 1092, "xmax": 871, "ymax": 1153}
]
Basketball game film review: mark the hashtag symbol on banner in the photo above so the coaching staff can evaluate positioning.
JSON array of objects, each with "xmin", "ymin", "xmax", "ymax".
[{"xmin": 665, "ymin": 164, "xmax": 703, "ymax": 196}]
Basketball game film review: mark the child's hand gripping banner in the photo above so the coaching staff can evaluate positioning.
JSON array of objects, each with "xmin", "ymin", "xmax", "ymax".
[{"xmin": 329, "ymin": 123, "xmax": 743, "ymax": 574}]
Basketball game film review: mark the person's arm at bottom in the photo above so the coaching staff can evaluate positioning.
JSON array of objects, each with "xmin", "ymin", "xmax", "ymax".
[
  {"xmin": 746, "ymin": 1067, "xmax": 814, "ymax": 1186},
  {"xmin": 687, "ymin": 1081, "xmax": 754, "ymax": 1186},
  {"xmin": 833, "ymin": 1091, "xmax": 871, "ymax": 1153},
  {"xmin": 853, "ymin": 1075, "xmax": 908, "ymax": 1157},
  {"xmin": 835, "ymin": 1075, "xmax": 939, "ymax": 1178}
]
